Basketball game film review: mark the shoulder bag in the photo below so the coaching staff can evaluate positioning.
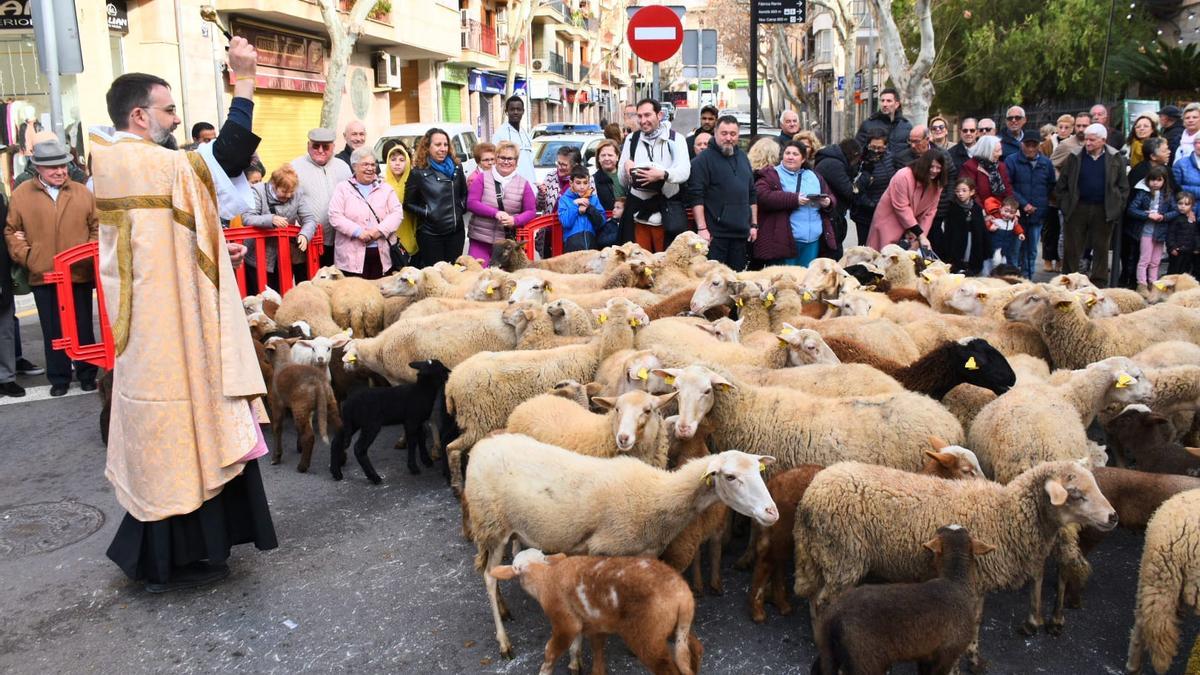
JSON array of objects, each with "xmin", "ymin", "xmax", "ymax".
[{"xmin": 350, "ymin": 181, "xmax": 410, "ymax": 270}]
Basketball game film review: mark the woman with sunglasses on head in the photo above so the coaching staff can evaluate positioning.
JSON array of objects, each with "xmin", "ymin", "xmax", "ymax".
[
  {"xmin": 405, "ymin": 128, "xmax": 468, "ymax": 265},
  {"xmin": 466, "ymin": 140, "xmax": 535, "ymax": 266}
]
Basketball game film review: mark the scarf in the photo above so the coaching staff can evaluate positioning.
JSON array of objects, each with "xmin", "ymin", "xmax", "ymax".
[
  {"xmin": 384, "ymin": 145, "xmax": 411, "ymax": 197},
  {"xmin": 641, "ymin": 119, "xmax": 670, "ymax": 142},
  {"xmin": 492, "ymin": 166, "xmax": 516, "ymax": 190},
  {"xmin": 604, "ymin": 170, "xmax": 625, "ymax": 200},
  {"xmin": 429, "ymin": 155, "xmax": 457, "ymax": 179},
  {"xmin": 978, "ymin": 158, "xmax": 1007, "ymax": 197}
]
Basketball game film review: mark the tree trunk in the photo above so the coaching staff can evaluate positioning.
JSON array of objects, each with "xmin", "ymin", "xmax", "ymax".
[
  {"xmin": 867, "ymin": 0, "xmax": 935, "ymax": 125},
  {"xmin": 317, "ymin": 0, "xmax": 376, "ymax": 130},
  {"xmin": 503, "ymin": 0, "xmax": 534, "ymax": 99}
]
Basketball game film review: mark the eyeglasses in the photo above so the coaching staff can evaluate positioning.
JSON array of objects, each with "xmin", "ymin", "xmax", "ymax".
[
  {"xmin": 310, "ymin": 142, "xmax": 332, "ymax": 150},
  {"xmin": 139, "ymin": 105, "xmax": 177, "ymax": 116},
  {"xmin": 979, "ymin": 126, "xmax": 995, "ymax": 132},
  {"xmin": 961, "ymin": 127, "xmax": 977, "ymax": 133},
  {"xmin": 1006, "ymin": 116, "xmax": 1024, "ymax": 121},
  {"xmin": 497, "ymin": 156, "xmax": 517, "ymax": 162},
  {"xmin": 357, "ymin": 164, "xmax": 378, "ymax": 172},
  {"xmin": 930, "ymin": 124, "xmax": 946, "ymax": 131}
]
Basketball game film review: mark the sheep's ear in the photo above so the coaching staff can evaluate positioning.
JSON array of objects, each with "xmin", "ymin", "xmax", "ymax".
[
  {"xmin": 822, "ymin": 298, "xmax": 842, "ymax": 308},
  {"xmin": 1054, "ymin": 300, "xmax": 1075, "ymax": 313},
  {"xmin": 709, "ymin": 373, "xmax": 736, "ymax": 392},
  {"xmin": 925, "ymin": 450, "xmax": 956, "ymax": 469},
  {"xmin": 971, "ymin": 539, "xmax": 997, "ymax": 556},
  {"xmin": 922, "ymin": 536, "xmax": 943, "ymax": 555},
  {"xmin": 546, "ymin": 553, "xmax": 568, "ymax": 564},
  {"xmin": 330, "ymin": 335, "xmax": 351, "ymax": 348},
  {"xmin": 1045, "ymin": 479, "xmax": 1069, "ymax": 506},
  {"xmin": 652, "ymin": 368, "xmax": 682, "ymax": 386},
  {"xmin": 503, "ymin": 279, "xmax": 517, "ymax": 293},
  {"xmin": 289, "ymin": 338, "xmax": 306, "ymax": 346},
  {"xmin": 584, "ymin": 382, "xmax": 604, "ymax": 398},
  {"xmin": 1185, "ymin": 447, "xmax": 1200, "ymax": 459},
  {"xmin": 928, "ymin": 435, "xmax": 949, "ymax": 451},
  {"xmin": 697, "ymin": 324, "xmax": 718, "ymax": 336},
  {"xmin": 489, "ymin": 565, "xmax": 518, "ymax": 580},
  {"xmin": 654, "ymin": 391, "xmax": 678, "ymax": 408},
  {"xmin": 592, "ymin": 396, "xmax": 617, "ymax": 410}
]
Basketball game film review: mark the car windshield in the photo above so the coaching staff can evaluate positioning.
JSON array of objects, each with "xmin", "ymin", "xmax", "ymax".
[{"xmin": 532, "ymin": 139, "xmax": 584, "ymax": 167}]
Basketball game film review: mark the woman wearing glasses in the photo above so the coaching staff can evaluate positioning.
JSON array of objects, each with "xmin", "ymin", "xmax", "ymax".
[
  {"xmin": 465, "ymin": 140, "xmax": 535, "ymax": 266},
  {"xmin": 328, "ymin": 147, "xmax": 403, "ymax": 279},
  {"xmin": 929, "ymin": 116, "xmax": 951, "ymax": 150}
]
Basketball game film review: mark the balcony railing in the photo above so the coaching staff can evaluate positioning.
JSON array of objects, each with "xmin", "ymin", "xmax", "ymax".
[
  {"xmin": 544, "ymin": 0, "xmax": 567, "ymax": 18},
  {"xmin": 564, "ymin": 61, "xmax": 575, "ymax": 81},
  {"xmin": 579, "ymin": 64, "xmax": 589, "ymax": 82},
  {"xmin": 462, "ymin": 19, "xmax": 499, "ymax": 56},
  {"xmin": 548, "ymin": 51, "xmax": 565, "ymax": 77}
]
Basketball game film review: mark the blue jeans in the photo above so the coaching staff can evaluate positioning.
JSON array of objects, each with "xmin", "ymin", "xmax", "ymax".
[
  {"xmin": 781, "ymin": 239, "xmax": 820, "ymax": 267},
  {"xmin": 991, "ymin": 230, "xmax": 1021, "ymax": 268},
  {"xmin": 1019, "ymin": 223, "xmax": 1042, "ymax": 278}
]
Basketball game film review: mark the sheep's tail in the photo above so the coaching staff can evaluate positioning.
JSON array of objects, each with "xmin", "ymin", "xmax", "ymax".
[
  {"xmin": 315, "ymin": 382, "xmax": 329, "ymax": 443},
  {"xmin": 672, "ymin": 597, "xmax": 700, "ymax": 675},
  {"xmin": 792, "ymin": 512, "xmax": 822, "ymax": 599},
  {"xmin": 1139, "ymin": 571, "xmax": 1185, "ymax": 674}
]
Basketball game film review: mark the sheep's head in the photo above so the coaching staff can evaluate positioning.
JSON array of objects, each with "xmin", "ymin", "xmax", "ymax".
[
  {"xmin": 593, "ymin": 389, "xmax": 676, "ymax": 453},
  {"xmin": 701, "ymin": 450, "xmax": 779, "ymax": 526},
  {"xmin": 488, "ymin": 548, "xmax": 567, "ymax": 584},
  {"xmin": 549, "ymin": 379, "xmax": 592, "ymax": 407},
  {"xmin": 1003, "ymin": 285, "xmax": 1064, "ymax": 323},
  {"xmin": 506, "ymin": 276, "xmax": 552, "ymax": 305},
  {"xmin": 840, "ymin": 245, "xmax": 880, "ymax": 268},
  {"xmin": 655, "ymin": 366, "xmax": 734, "ymax": 439},
  {"xmin": 698, "ymin": 317, "xmax": 743, "ymax": 343},
  {"xmin": 953, "ymin": 337, "xmax": 1015, "ymax": 395},
  {"xmin": 1047, "ymin": 272, "xmax": 1093, "ymax": 291},
  {"xmin": 671, "ymin": 231, "xmax": 709, "ymax": 259},
  {"xmin": 466, "ymin": 270, "xmax": 511, "ymax": 301},
  {"xmin": 690, "ymin": 269, "xmax": 738, "ymax": 314},
  {"xmin": 380, "ymin": 267, "xmax": 423, "ymax": 298},
  {"xmin": 946, "ymin": 281, "xmax": 990, "ymax": 316},
  {"xmin": 1072, "ymin": 287, "xmax": 1120, "ymax": 318},
  {"xmin": 824, "ymin": 292, "xmax": 872, "ymax": 318},
  {"xmin": 840, "ymin": 262, "xmax": 885, "ymax": 290},
  {"xmin": 502, "ymin": 301, "xmax": 540, "ymax": 332},
  {"xmin": 621, "ymin": 351, "xmax": 669, "ymax": 394},
  {"xmin": 800, "ymin": 258, "xmax": 842, "ymax": 301},
  {"xmin": 1090, "ymin": 356, "xmax": 1153, "ymax": 408},
  {"xmin": 340, "ymin": 340, "xmax": 361, "ymax": 370},
  {"xmin": 409, "ymin": 358, "xmax": 450, "ymax": 383},
  {"xmin": 243, "ymin": 294, "xmax": 265, "ymax": 316},
  {"xmin": 779, "ymin": 325, "xmax": 839, "ymax": 366},
  {"xmin": 293, "ymin": 332, "xmax": 351, "ymax": 370},
  {"xmin": 489, "ymin": 240, "xmax": 523, "ymax": 271},
  {"xmin": 627, "ymin": 259, "xmax": 656, "ymax": 289},
  {"xmin": 923, "ymin": 525, "xmax": 995, "ymax": 573},
  {"xmin": 1104, "ymin": 404, "xmax": 1176, "ymax": 449},
  {"xmin": 596, "ymin": 298, "xmax": 649, "ymax": 330},
  {"xmin": 923, "ymin": 436, "xmax": 985, "ymax": 480},
  {"xmin": 312, "ymin": 266, "xmax": 344, "ymax": 283},
  {"xmin": 246, "ymin": 311, "xmax": 278, "ymax": 341},
  {"xmin": 455, "ymin": 255, "xmax": 483, "ymax": 272},
  {"xmin": 1040, "ymin": 462, "xmax": 1117, "ymax": 532}
]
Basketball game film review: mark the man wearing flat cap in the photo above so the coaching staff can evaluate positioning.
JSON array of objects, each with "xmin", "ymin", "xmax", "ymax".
[
  {"xmin": 1159, "ymin": 105, "xmax": 1184, "ymax": 162},
  {"xmin": 1055, "ymin": 122, "xmax": 1129, "ymax": 286},
  {"xmin": 291, "ymin": 127, "xmax": 351, "ymax": 267},
  {"xmin": 3, "ymin": 137, "xmax": 99, "ymax": 396},
  {"xmin": 1005, "ymin": 133, "xmax": 1057, "ymax": 279}
]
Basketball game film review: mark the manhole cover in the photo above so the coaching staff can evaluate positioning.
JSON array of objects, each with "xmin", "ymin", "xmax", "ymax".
[{"xmin": 0, "ymin": 501, "xmax": 105, "ymax": 560}]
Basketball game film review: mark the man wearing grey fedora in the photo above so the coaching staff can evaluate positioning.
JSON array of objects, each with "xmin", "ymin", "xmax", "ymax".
[{"xmin": 3, "ymin": 138, "xmax": 99, "ymax": 397}]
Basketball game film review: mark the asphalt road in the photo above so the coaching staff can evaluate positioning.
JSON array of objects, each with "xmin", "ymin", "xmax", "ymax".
[{"xmin": 2, "ymin": 299, "xmax": 1198, "ymax": 674}]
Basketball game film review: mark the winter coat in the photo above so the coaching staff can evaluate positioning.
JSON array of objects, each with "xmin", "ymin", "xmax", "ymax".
[
  {"xmin": 947, "ymin": 142, "xmax": 973, "ymax": 173},
  {"xmin": 997, "ymin": 128, "xmax": 1027, "ymax": 160},
  {"xmin": 1166, "ymin": 212, "xmax": 1198, "ymax": 251},
  {"xmin": 1172, "ymin": 152, "xmax": 1200, "ymax": 200},
  {"xmin": 1162, "ymin": 122, "xmax": 1185, "ymax": 162},
  {"xmin": 3, "ymin": 178, "xmax": 98, "ymax": 286},
  {"xmin": 866, "ymin": 167, "xmax": 944, "ymax": 250},
  {"xmin": 1126, "ymin": 182, "xmax": 1178, "ymax": 242},
  {"xmin": 752, "ymin": 165, "xmax": 836, "ymax": 261},
  {"xmin": 592, "ymin": 168, "xmax": 623, "ymax": 211},
  {"xmin": 960, "ymin": 158, "xmax": 1014, "ymax": 207},
  {"xmin": 1004, "ymin": 151, "xmax": 1056, "ymax": 227},
  {"xmin": 557, "ymin": 189, "xmax": 605, "ymax": 241},
  {"xmin": 850, "ymin": 152, "xmax": 899, "ymax": 226},
  {"xmin": 404, "ymin": 164, "xmax": 467, "ymax": 237},
  {"xmin": 686, "ymin": 144, "xmax": 757, "ymax": 238},
  {"xmin": 0, "ymin": 195, "xmax": 11, "ymax": 311},
  {"xmin": 241, "ymin": 182, "xmax": 318, "ymax": 272},
  {"xmin": 931, "ymin": 198, "xmax": 990, "ymax": 274},
  {"xmin": 1056, "ymin": 145, "xmax": 1130, "ymax": 223},
  {"xmin": 855, "ymin": 110, "xmax": 913, "ymax": 157},
  {"xmin": 329, "ymin": 179, "xmax": 403, "ymax": 274},
  {"xmin": 466, "ymin": 170, "xmax": 536, "ymax": 245},
  {"xmin": 813, "ymin": 145, "xmax": 854, "ymax": 218}
]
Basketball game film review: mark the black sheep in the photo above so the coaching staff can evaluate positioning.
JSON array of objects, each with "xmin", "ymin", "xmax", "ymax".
[
  {"xmin": 1104, "ymin": 404, "xmax": 1200, "ymax": 477},
  {"xmin": 330, "ymin": 359, "xmax": 451, "ymax": 483},
  {"xmin": 811, "ymin": 524, "xmax": 994, "ymax": 675}
]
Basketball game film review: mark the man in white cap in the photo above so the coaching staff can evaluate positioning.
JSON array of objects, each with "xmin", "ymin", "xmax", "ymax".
[
  {"xmin": 292, "ymin": 127, "xmax": 352, "ymax": 267},
  {"xmin": 1054, "ymin": 122, "xmax": 1129, "ymax": 286}
]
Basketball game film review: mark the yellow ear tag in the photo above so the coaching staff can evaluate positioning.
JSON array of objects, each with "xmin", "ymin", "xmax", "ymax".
[
  {"xmin": 1154, "ymin": 282, "xmax": 1167, "ymax": 291},
  {"xmin": 693, "ymin": 242, "xmax": 704, "ymax": 251},
  {"xmin": 1115, "ymin": 374, "xmax": 1134, "ymax": 389},
  {"xmin": 643, "ymin": 267, "xmax": 654, "ymax": 277},
  {"xmin": 486, "ymin": 285, "xmax": 495, "ymax": 295},
  {"xmin": 347, "ymin": 354, "xmax": 357, "ymax": 363},
  {"xmin": 406, "ymin": 278, "xmax": 416, "ymax": 286},
  {"xmin": 780, "ymin": 326, "xmax": 795, "ymax": 336},
  {"xmin": 759, "ymin": 462, "xmax": 767, "ymax": 473},
  {"xmin": 1057, "ymin": 303, "xmax": 1073, "ymax": 313},
  {"xmin": 454, "ymin": 264, "xmax": 465, "ymax": 271},
  {"xmin": 629, "ymin": 318, "xmax": 641, "ymax": 327},
  {"xmin": 545, "ymin": 282, "xmax": 553, "ymax": 292},
  {"xmin": 637, "ymin": 367, "xmax": 649, "ymax": 381},
  {"xmin": 1085, "ymin": 297, "xmax": 1097, "ymax": 307},
  {"xmin": 664, "ymin": 375, "xmax": 676, "ymax": 385},
  {"xmin": 923, "ymin": 259, "xmax": 933, "ymax": 266},
  {"xmin": 735, "ymin": 297, "xmax": 744, "ymax": 307},
  {"xmin": 964, "ymin": 356, "xmax": 979, "ymax": 371},
  {"xmin": 704, "ymin": 474, "xmax": 714, "ymax": 487},
  {"xmin": 802, "ymin": 291, "xmax": 813, "ymax": 301},
  {"xmin": 909, "ymin": 252, "xmax": 919, "ymax": 260},
  {"xmin": 597, "ymin": 313, "xmax": 608, "ymax": 324}
]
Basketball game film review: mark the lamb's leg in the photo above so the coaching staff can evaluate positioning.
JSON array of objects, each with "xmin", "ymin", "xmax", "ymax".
[
  {"xmin": 353, "ymin": 422, "xmax": 383, "ymax": 485},
  {"xmin": 588, "ymin": 634, "xmax": 606, "ymax": 675},
  {"xmin": 539, "ymin": 624, "xmax": 579, "ymax": 675},
  {"xmin": 1124, "ymin": 621, "xmax": 1144, "ymax": 675},
  {"xmin": 329, "ymin": 420, "xmax": 354, "ymax": 480},
  {"xmin": 688, "ymin": 555, "xmax": 703, "ymax": 596},
  {"xmin": 416, "ymin": 420, "xmax": 434, "ymax": 467},
  {"xmin": 1018, "ymin": 569, "xmax": 1045, "ymax": 636},
  {"xmin": 965, "ymin": 602, "xmax": 988, "ymax": 673},
  {"xmin": 748, "ymin": 541, "xmax": 771, "ymax": 623},
  {"xmin": 483, "ymin": 541, "xmax": 514, "ymax": 659},
  {"xmin": 404, "ymin": 420, "xmax": 424, "ymax": 474},
  {"xmin": 770, "ymin": 539, "xmax": 793, "ymax": 616},
  {"xmin": 707, "ymin": 530, "xmax": 724, "ymax": 595},
  {"xmin": 296, "ymin": 405, "xmax": 316, "ymax": 473},
  {"xmin": 1047, "ymin": 528, "xmax": 1087, "ymax": 635},
  {"xmin": 567, "ymin": 634, "xmax": 583, "ymax": 673},
  {"xmin": 447, "ymin": 437, "xmax": 467, "ymax": 497},
  {"xmin": 269, "ymin": 399, "xmax": 285, "ymax": 465}
]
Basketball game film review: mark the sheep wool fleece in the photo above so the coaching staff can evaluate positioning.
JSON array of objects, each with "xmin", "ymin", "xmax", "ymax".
[{"xmin": 92, "ymin": 130, "xmax": 268, "ymax": 522}]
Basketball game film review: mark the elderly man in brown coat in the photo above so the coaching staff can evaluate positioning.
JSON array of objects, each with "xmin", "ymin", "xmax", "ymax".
[{"xmin": 3, "ymin": 138, "xmax": 99, "ymax": 396}]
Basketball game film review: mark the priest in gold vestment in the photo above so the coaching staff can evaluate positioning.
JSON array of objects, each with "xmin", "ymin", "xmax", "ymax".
[{"xmin": 96, "ymin": 38, "xmax": 277, "ymax": 593}]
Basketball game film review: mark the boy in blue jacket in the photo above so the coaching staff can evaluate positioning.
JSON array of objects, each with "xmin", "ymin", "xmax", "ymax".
[{"xmin": 557, "ymin": 165, "xmax": 605, "ymax": 252}]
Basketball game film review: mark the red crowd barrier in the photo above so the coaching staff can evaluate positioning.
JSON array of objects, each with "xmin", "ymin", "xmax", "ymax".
[
  {"xmin": 515, "ymin": 213, "xmax": 562, "ymax": 261},
  {"xmin": 47, "ymin": 224, "xmax": 326, "ymax": 369}
]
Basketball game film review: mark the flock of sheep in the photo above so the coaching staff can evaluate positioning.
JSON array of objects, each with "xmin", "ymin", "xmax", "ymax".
[{"xmin": 237, "ymin": 233, "xmax": 1200, "ymax": 674}]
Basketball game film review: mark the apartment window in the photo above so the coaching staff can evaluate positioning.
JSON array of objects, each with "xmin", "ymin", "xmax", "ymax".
[{"xmin": 815, "ymin": 29, "xmax": 833, "ymax": 63}]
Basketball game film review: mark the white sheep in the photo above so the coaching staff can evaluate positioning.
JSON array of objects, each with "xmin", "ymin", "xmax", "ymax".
[
  {"xmin": 1004, "ymin": 285, "xmax": 1200, "ymax": 370},
  {"xmin": 310, "ymin": 272, "xmax": 386, "ymax": 338},
  {"xmin": 635, "ymin": 317, "xmax": 790, "ymax": 369},
  {"xmin": 463, "ymin": 433, "xmax": 779, "ymax": 658},
  {"xmin": 1125, "ymin": 488, "xmax": 1200, "ymax": 675},
  {"xmin": 544, "ymin": 298, "xmax": 596, "ymax": 337},
  {"xmin": 659, "ymin": 365, "xmax": 964, "ymax": 473},
  {"xmin": 505, "ymin": 389, "xmax": 676, "ymax": 467},
  {"xmin": 794, "ymin": 460, "xmax": 1119, "ymax": 667},
  {"xmin": 274, "ymin": 280, "xmax": 343, "ymax": 337},
  {"xmin": 1133, "ymin": 341, "xmax": 1200, "ymax": 368},
  {"xmin": 592, "ymin": 349, "xmax": 672, "ymax": 397}
]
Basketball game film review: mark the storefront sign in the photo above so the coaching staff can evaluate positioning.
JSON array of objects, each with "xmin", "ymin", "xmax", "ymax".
[
  {"xmin": 0, "ymin": 1, "xmax": 33, "ymax": 30},
  {"xmin": 469, "ymin": 70, "xmax": 506, "ymax": 95},
  {"xmin": 106, "ymin": 0, "xmax": 128, "ymax": 34},
  {"xmin": 443, "ymin": 65, "xmax": 468, "ymax": 86},
  {"xmin": 227, "ymin": 71, "xmax": 326, "ymax": 94},
  {"xmin": 232, "ymin": 20, "xmax": 325, "ymax": 75}
]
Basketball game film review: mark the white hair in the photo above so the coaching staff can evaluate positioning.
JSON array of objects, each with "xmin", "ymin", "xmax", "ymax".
[
  {"xmin": 1084, "ymin": 123, "xmax": 1108, "ymax": 140},
  {"xmin": 969, "ymin": 135, "xmax": 1001, "ymax": 161},
  {"xmin": 350, "ymin": 146, "xmax": 376, "ymax": 166},
  {"xmin": 779, "ymin": 110, "xmax": 799, "ymax": 125}
]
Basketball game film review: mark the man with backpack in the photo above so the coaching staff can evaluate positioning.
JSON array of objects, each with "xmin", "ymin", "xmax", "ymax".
[{"xmin": 617, "ymin": 98, "xmax": 690, "ymax": 252}]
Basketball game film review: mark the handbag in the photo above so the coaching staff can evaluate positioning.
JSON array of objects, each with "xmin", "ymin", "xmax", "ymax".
[{"xmin": 352, "ymin": 181, "xmax": 410, "ymax": 270}]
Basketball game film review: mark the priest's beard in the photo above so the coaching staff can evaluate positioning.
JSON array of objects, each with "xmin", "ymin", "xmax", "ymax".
[{"xmin": 149, "ymin": 116, "xmax": 178, "ymax": 149}]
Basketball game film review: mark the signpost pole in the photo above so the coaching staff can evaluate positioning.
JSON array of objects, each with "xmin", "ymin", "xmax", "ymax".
[
  {"xmin": 33, "ymin": 0, "xmax": 63, "ymax": 139},
  {"xmin": 652, "ymin": 62, "xmax": 660, "ymax": 102},
  {"xmin": 749, "ymin": 0, "xmax": 758, "ymax": 138}
]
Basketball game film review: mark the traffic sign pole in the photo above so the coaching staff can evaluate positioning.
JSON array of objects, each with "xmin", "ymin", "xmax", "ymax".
[
  {"xmin": 750, "ymin": 0, "xmax": 758, "ymax": 138},
  {"xmin": 627, "ymin": 5, "xmax": 683, "ymax": 105}
]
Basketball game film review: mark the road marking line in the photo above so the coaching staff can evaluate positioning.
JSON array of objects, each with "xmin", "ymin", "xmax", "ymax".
[
  {"xmin": 0, "ymin": 385, "xmax": 96, "ymax": 406},
  {"xmin": 16, "ymin": 309, "xmax": 36, "ymax": 318}
]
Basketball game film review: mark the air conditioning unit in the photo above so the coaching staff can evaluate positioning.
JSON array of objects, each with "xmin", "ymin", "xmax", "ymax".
[
  {"xmin": 373, "ymin": 52, "xmax": 402, "ymax": 89},
  {"xmin": 531, "ymin": 58, "xmax": 547, "ymax": 72}
]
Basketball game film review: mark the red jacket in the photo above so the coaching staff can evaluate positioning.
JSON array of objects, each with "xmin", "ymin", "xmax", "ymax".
[
  {"xmin": 751, "ymin": 166, "xmax": 837, "ymax": 261},
  {"xmin": 961, "ymin": 158, "xmax": 1014, "ymax": 206}
]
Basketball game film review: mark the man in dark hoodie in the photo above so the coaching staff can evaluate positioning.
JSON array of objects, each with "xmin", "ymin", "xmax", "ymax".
[
  {"xmin": 854, "ymin": 88, "xmax": 912, "ymax": 156},
  {"xmin": 813, "ymin": 137, "xmax": 861, "ymax": 258},
  {"xmin": 0, "ymin": 191, "xmax": 23, "ymax": 397}
]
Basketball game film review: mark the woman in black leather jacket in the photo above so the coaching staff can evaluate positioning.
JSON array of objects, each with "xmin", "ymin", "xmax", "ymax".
[{"xmin": 404, "ymin": 128, "xmax": 468, "ymax": 265}]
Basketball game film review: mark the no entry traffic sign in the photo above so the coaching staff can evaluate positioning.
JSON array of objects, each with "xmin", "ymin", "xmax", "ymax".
[{"xmin": 627, "ymin": 5, "xmax": 683, "ymax": 64}]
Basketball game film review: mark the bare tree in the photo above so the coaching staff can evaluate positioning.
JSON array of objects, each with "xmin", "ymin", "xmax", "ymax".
[
  {"xmin": 810, "ymin": 0, "xmax": 858, "ymax": 138},
  {"xmin": 315, "ymin": 0, "xmax": 377, "ymax": 130},
  {"xmin": 867, "ymin": 0, "xmax": 935, "ymax": 124},
  {"xmin": 502, "ymin": 0, "xmax": 536, "ymax": 99}
]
